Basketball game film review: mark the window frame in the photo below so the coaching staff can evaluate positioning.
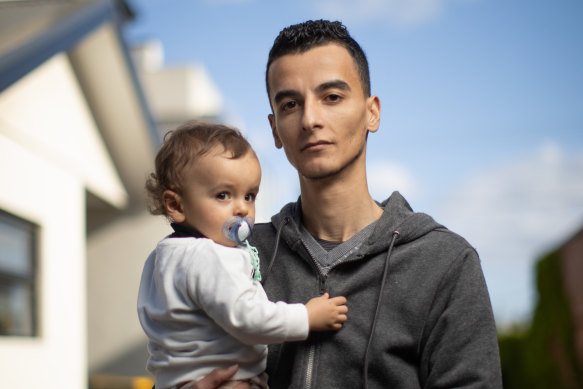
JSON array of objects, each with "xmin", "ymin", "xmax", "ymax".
[{"xmin": 0, "ymin": 209, "xmax": 39, "ymax": 337}]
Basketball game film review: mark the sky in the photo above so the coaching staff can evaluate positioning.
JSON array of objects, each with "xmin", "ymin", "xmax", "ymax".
[{"xmin": 123, "ymin": 0, "xmax": 583, "ymax": 327}]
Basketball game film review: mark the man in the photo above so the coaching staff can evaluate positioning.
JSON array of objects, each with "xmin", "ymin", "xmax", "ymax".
[{"xmin": 197, "ymin": 19, "xmax": 502, "ymax": 389}]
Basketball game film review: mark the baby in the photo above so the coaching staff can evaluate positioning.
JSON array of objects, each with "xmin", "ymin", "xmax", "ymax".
[{"xmin": 137, "ymin": 121, "xmax": 348, "ymax": 389}]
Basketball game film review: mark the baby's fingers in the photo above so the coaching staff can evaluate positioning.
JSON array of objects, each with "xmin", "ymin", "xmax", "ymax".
[
  {"xmin": 330, "ymin": 295, "xmax": 347, "ymax": 305},
  {"xmin": 336, "ymin": 304, "xmax": 348, "ymax": 314}
]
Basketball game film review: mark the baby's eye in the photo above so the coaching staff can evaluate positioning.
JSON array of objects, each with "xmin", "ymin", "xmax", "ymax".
[
  {"xmin": 245, "ymin": 193, "xmax": 257, "ymax": 202},
  {"xmin": 216, "ymin": 192, "xmax": 230, "ymax": 200}
]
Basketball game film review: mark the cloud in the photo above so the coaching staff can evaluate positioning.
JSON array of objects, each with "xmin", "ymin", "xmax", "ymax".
[
  {"xmin": 312, "ymin": 0, "xmax": 478, "ymax": 27},
  {"xmin": 434, "ymin": 142, "xmax": 583, "ymax": 325},
  {"xmin": 367, "ymin": 160, "xmax": 417, "ymax": 201}
]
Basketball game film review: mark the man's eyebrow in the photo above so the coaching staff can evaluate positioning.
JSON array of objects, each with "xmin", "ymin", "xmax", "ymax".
[
  {"xmin": 272, "ymin": 80, "xmax": 351, "ymax": 105},
  {"xmin": 316, "ymin": 80, "xmax": 351, "ymax": 93},
  {"xmin": 273, "ymin": 89, "xmax": 298, "ymax": 105}
]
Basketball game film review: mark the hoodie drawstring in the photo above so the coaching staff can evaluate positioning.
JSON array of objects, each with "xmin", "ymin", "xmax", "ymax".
[
  {"xmin": 363, "ymin": 230, "xmax": 399, "ymax": 389},
  {"xmin": 259, "ymin": 217, "xmax": 291, "ymax": 384},
  {"xmin": 261, "ymin": 217, "xmax": 290, "ymax": 286}
]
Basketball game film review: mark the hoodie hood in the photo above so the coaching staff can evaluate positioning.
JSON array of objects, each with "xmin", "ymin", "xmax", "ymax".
[{"xmin": 270, "ymin": 191, "xmax": 443, "ymax": 256}]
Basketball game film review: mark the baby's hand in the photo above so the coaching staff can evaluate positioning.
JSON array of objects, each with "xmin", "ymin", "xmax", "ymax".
[{"xmin": 305, "ymin": 293, "xmax": 348, "ymax": 331}]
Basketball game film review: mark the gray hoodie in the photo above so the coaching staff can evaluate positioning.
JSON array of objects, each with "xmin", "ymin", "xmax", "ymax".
[{"xmin": 250, "ymin": 192, "xmax": 502, "ymax": 389}]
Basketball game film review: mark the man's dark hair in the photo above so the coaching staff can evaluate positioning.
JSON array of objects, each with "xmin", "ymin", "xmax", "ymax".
[{"xmin": 266, "ymin": 20, "xmax": 371, "ymax": 100}]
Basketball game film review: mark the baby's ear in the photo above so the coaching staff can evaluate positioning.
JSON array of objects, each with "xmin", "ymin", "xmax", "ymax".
[{"xmin": 163, "ymin": 190, "xmax": 186, "ymax": 223}]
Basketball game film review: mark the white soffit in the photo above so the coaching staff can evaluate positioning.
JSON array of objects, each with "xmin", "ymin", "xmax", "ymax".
[
  {"xmin": 70, "ymin": 23, "xmax": 157, "ymax": 202},
  {"xmin": 0, "ymin": 52, "xmax": 128, "ymax": 209}
]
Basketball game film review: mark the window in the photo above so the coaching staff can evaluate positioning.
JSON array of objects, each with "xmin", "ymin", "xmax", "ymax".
[{"xmin": 0, "ymin": 210, "xmax": 38, "ymax": 337}]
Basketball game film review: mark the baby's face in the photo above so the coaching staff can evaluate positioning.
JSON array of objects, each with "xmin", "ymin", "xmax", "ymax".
[{"xmin": 179, "ymin": 146, "xmax": 261, "ymax": 247}]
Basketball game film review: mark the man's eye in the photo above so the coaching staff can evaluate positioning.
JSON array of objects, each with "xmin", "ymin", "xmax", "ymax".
[
  {"xmin": 245, "ymin": 193, "xmax": 257, "ymax": 202},
  {"xmin": 282, "ymin": 100, "xmax": 298, "ymax": 111},
  {"xmin": 216, "ymin": 192, "xmax": 230, "ymax": 200},
  {"xmin": 326, "ymin": 94, "xmax": 341, "ymax": 102}
]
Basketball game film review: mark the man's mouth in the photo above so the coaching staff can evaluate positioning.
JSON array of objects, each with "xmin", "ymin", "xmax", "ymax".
[{"xmin": 302, "ymin": 140, "xmax": 332, "ymax": 151}]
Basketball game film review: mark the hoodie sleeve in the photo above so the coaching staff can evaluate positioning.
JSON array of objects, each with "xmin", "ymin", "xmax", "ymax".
[
  {"xmin": 419, "ymin": 247, "xmax": 503, "ymax": 388},
  {"xmin": 182, "ymin": 240, "xmax": 309, "ymax": 346}
]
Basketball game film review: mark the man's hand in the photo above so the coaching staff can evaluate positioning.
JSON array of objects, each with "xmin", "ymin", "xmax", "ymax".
[
  {"xmin": 191, "ymin": 365, "xmax": 245, "ymax": 389},
  {"xmin": 305, "ymin": 293, "xmax": 348, "ymax": 331}
]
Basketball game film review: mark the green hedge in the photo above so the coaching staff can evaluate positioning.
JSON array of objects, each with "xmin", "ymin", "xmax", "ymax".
[{"xmin": 498, "ymin": 251, "xmax": 582, "ymax": 388}]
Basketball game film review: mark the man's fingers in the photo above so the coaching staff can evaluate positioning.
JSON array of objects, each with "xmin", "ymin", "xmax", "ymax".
[{"xmin": 193, "ymin": 364, "xmax": 238, "ymax": 389}]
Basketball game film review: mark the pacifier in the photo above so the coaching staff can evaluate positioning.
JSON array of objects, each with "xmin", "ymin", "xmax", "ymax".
[{"xmin": 222, "ymin": 216, "xmax": 254, "ymax": 246}]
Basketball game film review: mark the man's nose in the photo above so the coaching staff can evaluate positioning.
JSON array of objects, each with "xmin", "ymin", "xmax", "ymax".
[{"xmin": 301, "ymin": 97, "xmax": 322, "ymax": 130}]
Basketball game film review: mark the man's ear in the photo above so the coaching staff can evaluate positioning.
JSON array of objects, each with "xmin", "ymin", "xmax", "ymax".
[
  {"xmin": 268, "ymin": 114, "xmax": 283, "ymax": 149},
  {"xmin": 365, "ymin": 95, "xmax": 381, "ymax": 134},
  {"xmin": 163, "ymin": 190, "xmax": 186, "ymax": 223}
]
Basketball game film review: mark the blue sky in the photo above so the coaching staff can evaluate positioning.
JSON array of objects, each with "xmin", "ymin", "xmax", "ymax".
[{"xmin": 124, "ymin": 0, "xmax": 583, "ymax": 326}]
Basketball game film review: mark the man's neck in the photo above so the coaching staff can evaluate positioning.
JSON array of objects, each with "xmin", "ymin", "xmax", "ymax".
[{"xmin": 299, "ymin": 174, "xmax": 383, "ymax": 242}]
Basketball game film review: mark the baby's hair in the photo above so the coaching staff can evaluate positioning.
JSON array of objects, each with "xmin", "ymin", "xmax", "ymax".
[{"xmin": 145, "ymin": 120, "xmax": 253, "ymax": 217}]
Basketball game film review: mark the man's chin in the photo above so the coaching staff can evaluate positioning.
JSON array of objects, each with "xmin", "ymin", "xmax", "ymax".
[
  {"xmin": 298, "ymin": 148, "xmax": 364, "ymax": 181},
  {"xmin": 300, "ymin": 166, "xmax": 341, "ymax": 181}
]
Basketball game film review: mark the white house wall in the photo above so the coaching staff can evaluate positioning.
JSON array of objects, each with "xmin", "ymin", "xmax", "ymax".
[
  {"xmin": 0, "ymin": 52, "xmax": 126, "ymax": 388},
  {"xmin": 0, "ymin": 53, "xmax": 128, "ymax": 209},
  {"xmin": 0, "ymin": 122, "xmax": 86, "ymax": 388},
  {"xmin": 133, "ymin": 41, "xmax": 223, "ymax": 121}
]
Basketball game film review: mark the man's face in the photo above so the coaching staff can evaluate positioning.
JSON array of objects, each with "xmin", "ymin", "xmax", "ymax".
[
  {"xmin": 165, "ymin": 146, "xmax": 261, "ymax": 247},
  {"xmin": 267, "ymin": 43, "xmax": 380, "ymax": 181}
]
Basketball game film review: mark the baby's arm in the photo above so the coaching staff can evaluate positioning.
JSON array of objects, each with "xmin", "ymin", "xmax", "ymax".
[{"xmin": 305, "ymin": 293, "xmax": 348, "ymax": 331}]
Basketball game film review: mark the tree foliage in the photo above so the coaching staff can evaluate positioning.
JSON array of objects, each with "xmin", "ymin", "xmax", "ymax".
[{"xmin": 499, "ymin": 251, "xmax": 582, "ymax": 388}]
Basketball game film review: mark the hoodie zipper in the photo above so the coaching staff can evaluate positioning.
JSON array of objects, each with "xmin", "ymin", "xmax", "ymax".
[
  {"xmin": 300, "ymin": 242, "xmax": 329, "ymax": 389},
  {"xmin": 304, "ymin": 278, "xmax": 328, "ymax": 389},
  {"xmin": 305, "ymin": 345, "xmax": 316, "ymax": 389},
  {"xmin": 302, "ymin": 230, "xmax": 400, "ymax": 389}
]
